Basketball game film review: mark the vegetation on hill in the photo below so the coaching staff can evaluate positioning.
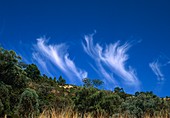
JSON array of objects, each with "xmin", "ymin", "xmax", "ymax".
[{"xmin": 1, "ymin": 47, "xmax": 170, "ymax": 118}]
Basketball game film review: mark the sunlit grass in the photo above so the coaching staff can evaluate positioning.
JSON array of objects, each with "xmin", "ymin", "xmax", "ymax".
[{"xmin": 38, "ymin": 109, "xmax": 170, "ymax": 118}]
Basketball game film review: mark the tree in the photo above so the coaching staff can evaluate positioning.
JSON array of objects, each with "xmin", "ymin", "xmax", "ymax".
[
  {"xmin": 53, "ymin": 77, "xmax": 57, "ymax": 83},
  {"xmin": 57, "ymin": 76, "xmax": 66, "ymax": 86},
  {"xmin": 92, "ymin": 79, "xmax": 104, "ymax": 88},
  {"xmin": 73, "ymin": 87, "xmax": 98, "ymax": 118},
  {"xmin": 17, "ymin": 88, "xmax": 39, "ymax": 118},
  {"xmin": 82, "ymin": 78, "xmax": 104, "ymax": 88},
  {"xmin": 100, "ymin": 93, "xmax": 123, "ymax": 116},
  {"xmin": 25, "ymin": 64, "xmax": 41, "ymax": 82},
  {"xmin": 114, "ymin": 87, "xmax": 124, "ymax": 93},
  {"xmin": 0, "ymin": 81, "xmax": 11, "ymax": 117},
  {"xmin": 121, "ymin": 97, "xmax": 144, "ymax": 118},
  {"xmin": 135, "ymin": 91, "xmax": 140, "ymax": 96},
  {"xmin": 0, "ymin": 47, "xmax": 27, "ymax": 89},
  {"xmin": 82, "ymin": 78, "xmax": 92, "ymax": 87},
  {"xmin": 121, "ymin": 91, "xmax": 162, "ymax": 118},
  {"xmin": 0, "ymin": 99, "xmax": 4, "ymax": 115}
]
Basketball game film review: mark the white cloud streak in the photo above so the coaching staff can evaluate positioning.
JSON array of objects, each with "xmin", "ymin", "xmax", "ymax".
[
  {"xmin": 149, "ymin": 54, "xmax": 170, "ymax": 81},
  {"xmin": 149, "ymin": 61, "xmax": 164, "ymax": 81},
  {"xmin": 33, "ymin": 37, "xmax": 87, "ymax": 82},
  {"xmin": 32, "ymin": 52, "xmax": 53, "ymax": 76},
  {"xmin": 82, "ymin": 34, "xmax": 140, "ymax": 88},
  {"xmin": 149, "ymin": 54, "xmax": 170, "ymax": 93}
]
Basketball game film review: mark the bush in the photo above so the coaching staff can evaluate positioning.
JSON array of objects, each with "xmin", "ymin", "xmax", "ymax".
[{"xmin": 17, "ymin": 88, "xmax": 39, "ymax": 118}]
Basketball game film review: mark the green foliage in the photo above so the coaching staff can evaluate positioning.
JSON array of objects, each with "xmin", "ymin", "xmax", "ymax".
[
  {"xmin": 0, "ymin": 47, "xmax": 28, "ymax": 89},
  {"xmin": 0, "ymin": 99, "xmax": 4, "ymax": 114},
  {"xmin": 37, "ymin": 83, "xmax": 55, "ymax": 111},
  {"xmin": 1, "ymin": 47, "xmax": 170, "ymax": 118},
  {"xmin": 17, "ymin": 88, "xmax": 39, "ymax": 118},
  {"xmin": 92, "ymin": 79, "xmax": 104, "ymax": 87},
  {"xmin": 73, "ymin": 87, "xmax": 123, "ymax": 116},
  {"xmin": 114, "ymin": 87, "xmax": 124, "ymax": 93},
  {"xmin": 0, "ymin": 81, "xmax": 11, "ymax": 116},
  {"xmin": 122, "ymin": 92, "xmax": 163, "ymax": 117},
  {"xmin": 100, "ymin": 93, "xmax": 123, "ymax": 115},
  {"xmin": 73, "ymin": 87, "xmax": 98, "ymax": 117},
  {"xmin": 82, "ymin": 78, "xmax": 104, "ymax": 88},
  {"xmin": 57, "ymin": 76, "xmax": 66, "ymax": 85},
  {"xmin": 25, "ymin": 64, "xmax": 40, "ymax": 82},
  {"xmin": 82, "ymin": 78, "xmax": 92, "ymax": 87}
]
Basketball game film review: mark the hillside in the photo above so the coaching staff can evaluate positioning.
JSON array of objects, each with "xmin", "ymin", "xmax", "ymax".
[{"xmin": 1, "ymin": 47, "xmax": 170, "ymax": 118}]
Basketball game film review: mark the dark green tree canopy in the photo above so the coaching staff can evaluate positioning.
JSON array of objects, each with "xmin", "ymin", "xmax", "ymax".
[
  {"xmin": 0, "ymin": 47, "xmax": 27, "ymax": 88},
  {"xmin": 25, "ymin": 64, "xmax": 41, "ymax": 82},
  {"xmin": 17, "ymin": 88, "xmax": 39, "ymax": 117},
  {"xmin": 114, "ymin": 87, "xmax": 124, "ymax": 93},
  {"xmin": 82, "ymin": 78, "xmax": 104, "ymax": 88},
  {"xmin": 92, "ymin": 79, "xmax": 104, "ymax": 87},
  {"xmin": 57, "ymin": 76, "xmax": 66, "ymax": 86},
  {"xmin": 82, "ymin": 78, "xmax": 92, "ymax": 87}
]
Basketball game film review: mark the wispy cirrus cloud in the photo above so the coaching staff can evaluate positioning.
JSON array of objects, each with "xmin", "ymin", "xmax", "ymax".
[
  {"xmin": 149, "ymin": 61, "xmax": 164, "ymax": 81},
  {"xmin": 82, "ymin": 34, "xmax": 140, "ymax": 89},
  {"xmin": 32, "ymin": 37, "xmax": 87, "ymax": 82},
  {"xmin": 32, "ymin": 52, "xmax": 53, "ymax": 77},
  {"xmin": 149, "ymin": 55, "xmax": 170, "ymax": 93},
  {"xmin": 149, "ymin": 54, "xmax": 170, "ymax": 81}
]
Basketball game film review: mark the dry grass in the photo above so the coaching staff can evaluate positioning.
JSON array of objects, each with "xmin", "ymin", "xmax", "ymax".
[
  {"xmin": 39, "ymin": 109, "xmax": 170, "ymax": 118},
  {"xmin": 39, "ymin": 108, "xmax": 78, "ymax": 118}
]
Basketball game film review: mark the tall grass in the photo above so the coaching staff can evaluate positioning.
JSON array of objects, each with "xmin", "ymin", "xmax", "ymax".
[{"xmin": 38, "ymin": 109, "xmax": 170, "ymax": 118}]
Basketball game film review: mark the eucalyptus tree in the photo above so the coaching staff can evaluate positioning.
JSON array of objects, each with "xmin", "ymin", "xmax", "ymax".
[{"xmin": 0, "ymin": 47, "xmax": 27, "ymax": 89}]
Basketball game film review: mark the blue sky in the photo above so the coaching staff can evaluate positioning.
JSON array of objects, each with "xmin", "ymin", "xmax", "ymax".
[{"xmin": 0, "ymin": 0, "xmax": 170, "ymax": 96}]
